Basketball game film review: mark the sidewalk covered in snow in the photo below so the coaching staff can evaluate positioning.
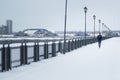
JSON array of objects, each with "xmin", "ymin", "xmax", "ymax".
[{"xmin": 0, "ymin": 37, "xmax": 120, "ymax": 80}]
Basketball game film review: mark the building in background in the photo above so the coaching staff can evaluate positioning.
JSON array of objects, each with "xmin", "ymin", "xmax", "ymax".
[
  {"xmin": 0, "ymin": 25, "xmax": 8, "ymax": 34},
  {"xmin": 6, "ymin": 20, "xmax": 12, "ymax": 34},
  {"xmin": 0, "ymin": 20, "xmax": 13, "ymax": 34}
]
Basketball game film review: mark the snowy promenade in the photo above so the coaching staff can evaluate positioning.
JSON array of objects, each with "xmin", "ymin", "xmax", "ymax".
[{"xmin": 0, "ymin": 37, "xmax": 120, "ymax": 80}]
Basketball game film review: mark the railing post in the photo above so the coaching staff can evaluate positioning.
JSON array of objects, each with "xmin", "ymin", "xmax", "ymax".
[
  {"xmin": 47, "ymin": 43, "xmax": 48, "ymax": 58},
  {"xmin": 74, "ymin": 40, "xmax": 76, "ymax": 49},
  {"xmin": 68, "ymin": 40, "xmax": 71, "ymax": 52},
  {"xmin": 20, "ymin": 42, "xmax": 27, "ymax": 65},
  {"xmin": 1, "ymin": 44, "xmax": 6, "ymax": 72},
  {"xmin": 78, "ymin": 39, "xmax": 80, "ymax": 48},
  {"xmin": 79, "ymin": 39, "xmax": 81, "ymax": 47},
  {"xmin": 70, "ymin": 40, "xmax": 72, "ymax": 50},
  {"xmin": 71, "ymin": 40, "xmax": 73, "ymax": 50},
  {"xmin": 69, "ymin": 40, "xmax": 71, "ymax": 51},
  {"xmin": 77, "ymin": 39, "xmax": 79, "ymax": 48},
  {"xmin": 73, "ymin": 40, "xmax": 75, "ymax": 50},
  {"xmin": 24, "ymin": 42, "xmax": 28, "ymax": 64},
  {"xmin": 65, "ymin": 41, "xmax": 68, "ymax": 52},
  {"xmin": 34, "ymin": 42, "xmax": 39, "ymax": 62},
  {"xmin": 44, "ymin": 42, "xmax": 48, "ymax": 59},
  {"xmin": 20, "ymin": 43, "xmax": 24, "ymax": 65},
  {"xmin": 6, "ymin": 44, "xmax": 11, "ymax": 71},
  {"xmin": 76, "ymin": 40, "xmax": 78, "ymax": 49},
  {"xmin": 34, "ymin": 43, "xmax": 37, "ymax": 62},
  {"xmin": 52, "ymin": 42, "xmax": 56, "ymax": 57},
  {"xmin": 80, "ymin": 39, "xmax": 82, "ymax": 47},
  {"xmin": 86, "ymin": 39, "xmax": 88, "ymax": 45},
  {"xmin": 36, "ymin": 42, "xmax": 39, "ymax": 61},
  {"xmin": 58, "ymin": 41, "xmax": 62, "ymax": 53},
  {"xmin": 75, "ymin": 39, "xmax": 76, "ymax": 48}
]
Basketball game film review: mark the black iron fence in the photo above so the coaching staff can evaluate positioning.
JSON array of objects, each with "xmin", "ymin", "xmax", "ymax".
[{"xmin": 0, "ymin": 37, "xmax": 110, "ymax": 72}]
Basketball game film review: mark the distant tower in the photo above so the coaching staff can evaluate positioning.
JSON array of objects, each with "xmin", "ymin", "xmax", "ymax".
[{"xmin": 6, "ymin": 20, "xmax": 12, "ymax": 34}]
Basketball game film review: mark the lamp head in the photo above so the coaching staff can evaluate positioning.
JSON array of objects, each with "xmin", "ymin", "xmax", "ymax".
[
  {"xmin": 84, "ymin": 7, "xmax": 88, "ymax": 13},
  {"xmin": 93, "ymin": 15, "xmax": 96, "ymax": 20},
  {"xmin": 99, "ymin": 19, "xmax": 101, "ymax": 23}
]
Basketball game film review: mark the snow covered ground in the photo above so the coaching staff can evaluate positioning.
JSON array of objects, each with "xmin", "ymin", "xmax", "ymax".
[{"xmin": 0, "ymin": 37, "xmax": 120, "ymax": 80}]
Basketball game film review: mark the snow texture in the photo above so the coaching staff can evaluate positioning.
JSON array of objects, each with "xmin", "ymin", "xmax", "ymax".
[{"xmin": 0, "ymin": 37, "xmax": 120, "ymax": 80}]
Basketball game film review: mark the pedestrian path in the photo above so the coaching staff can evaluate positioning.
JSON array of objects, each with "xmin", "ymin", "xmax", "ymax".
[{"xmin": 0, "ymin": 37, "xmax": 120, "ymax": 80}]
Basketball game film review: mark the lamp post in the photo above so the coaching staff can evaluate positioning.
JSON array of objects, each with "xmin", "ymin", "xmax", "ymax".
[
  {"xmin": 99, "ymin": 19, "xmax": 101, "ymax": 34},
  {"xmin": 93, "ymin": 15, "xmax": 96, "ymax": 38},
  {"xmin": 84, "ymin": 7, "xmax": 87, "ymax": 45},
  {"xmin": 63, "ymin": 0, "xmax": 68, "ymax": 54},
  {"xmin": 102, "ymin": 23, "xmax": 104, "ymax": 35}
]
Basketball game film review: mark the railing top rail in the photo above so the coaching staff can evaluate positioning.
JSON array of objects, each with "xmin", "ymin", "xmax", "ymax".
[{"xmin": 0, "ymin": 36, "xmax": 109, "ymax": 44}]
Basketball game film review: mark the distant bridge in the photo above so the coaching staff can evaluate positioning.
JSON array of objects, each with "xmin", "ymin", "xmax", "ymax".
[
  {"xmin": 22, "ymin": 28, "xmax": 57, "ymax": 36},
  {"xmin": 23, "ymin": 28, "xmax": 47, "ymax": 33}
]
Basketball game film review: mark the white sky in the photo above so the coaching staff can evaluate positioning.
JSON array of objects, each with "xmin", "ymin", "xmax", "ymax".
[{"xmin": 0, "ymin": 0, "xmax": 120, "ymax": 32}]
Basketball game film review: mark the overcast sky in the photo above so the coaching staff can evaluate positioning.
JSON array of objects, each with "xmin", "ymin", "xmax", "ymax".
[{"xmin": 0, "ymin": 0, "xmax": 120, "ymax": 32}]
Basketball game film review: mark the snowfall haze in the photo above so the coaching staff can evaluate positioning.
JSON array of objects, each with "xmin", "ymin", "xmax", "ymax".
[{"xmin": 0, "ymin": 0, "xmax": 120, "ymax": 32}]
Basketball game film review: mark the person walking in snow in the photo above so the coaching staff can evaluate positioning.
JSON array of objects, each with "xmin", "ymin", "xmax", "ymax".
[{"xmin": 97, "ymin": 33, "xmax": 102, "ymax": 48}]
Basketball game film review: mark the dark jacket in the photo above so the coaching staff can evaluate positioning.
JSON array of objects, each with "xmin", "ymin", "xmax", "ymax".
[{"xmin": 97, "ymin": 34, "xmax": 102, "ymax": 42}]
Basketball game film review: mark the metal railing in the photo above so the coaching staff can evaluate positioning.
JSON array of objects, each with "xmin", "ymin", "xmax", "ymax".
[{"xmin": 0, "ymin": 37, "xmax": 110, "ymax": 72}]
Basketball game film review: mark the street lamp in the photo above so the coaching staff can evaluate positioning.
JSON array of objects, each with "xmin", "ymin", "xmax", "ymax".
[
  {"xmin": 84, "ymin": 7, "xmax": 88, "ymax": 45},
  {"xmin": 93, "ymin": 15, "xmax": 96, "ymax": 38},
  {"xmin": 63, "ymin": 0, "xmax": 68, "ymax": 54},
  {"xmin": 99, "ymin": 19, "xmax": 101, "ymax": 34}
]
